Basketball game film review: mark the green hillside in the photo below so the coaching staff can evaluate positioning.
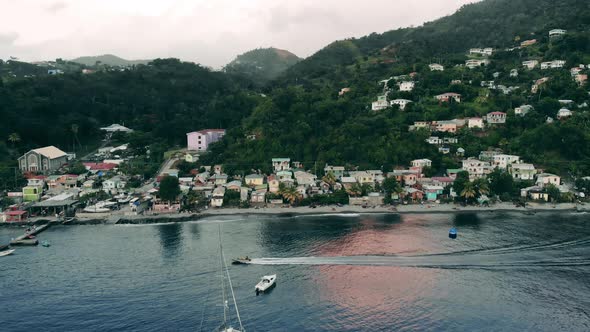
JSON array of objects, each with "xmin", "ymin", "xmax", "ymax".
[
  {"xmin": 224, "ymin": 47, "xmax": 301, "ymax": 84},
  {"xmin": 70, "ymin": 54, "xmax": 150, "ymax": 67},
  {"xmin": 202, "ymin": 0, "xmax": 590, "ymax": 176}
]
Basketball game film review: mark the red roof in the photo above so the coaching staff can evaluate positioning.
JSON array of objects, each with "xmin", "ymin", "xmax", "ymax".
[
  {"xmin": 83, "ymin": 162, "xmax": 117, "ymax": 171},
  {"xmin": 6, "ymin": 210, "xmax": 27, "ymax": 216}
]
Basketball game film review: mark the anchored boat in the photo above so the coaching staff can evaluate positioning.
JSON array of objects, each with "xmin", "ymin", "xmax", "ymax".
[
  {"xmin": 449, "ymin": 227, "xmax": 458, "ymax": 239},
  {"xmin": 0, "ymin": 249, "xmax": 15, "ymax": 257}
]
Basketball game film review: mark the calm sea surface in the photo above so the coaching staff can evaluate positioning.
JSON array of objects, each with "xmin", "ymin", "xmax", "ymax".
[{"xmin": 1, "ymin": 212, "xmax": 589, "ymax": 331}]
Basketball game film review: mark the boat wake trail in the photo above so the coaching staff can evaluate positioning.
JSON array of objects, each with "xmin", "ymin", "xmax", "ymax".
[{"xmin": 250, "ymin": 238, "xmax": 590, "ymax": 269}]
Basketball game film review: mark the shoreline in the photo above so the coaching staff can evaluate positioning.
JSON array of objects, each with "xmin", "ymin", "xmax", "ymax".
[{"xmin": 1, "ymin": 202, "xmax": 586, "ymax": 227}]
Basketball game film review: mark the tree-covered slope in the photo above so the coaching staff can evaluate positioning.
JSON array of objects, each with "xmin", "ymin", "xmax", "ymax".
[
  {"xmin": 70, "ymin": 54, "xmax": 150, "ymax": 67},
  {"xmin": 202, "ymin": 0, "xmax": 590, "ymax": 176},
  {"xmin": 224, "ymin": 48, "xmax": 301, "ymax": 84}
]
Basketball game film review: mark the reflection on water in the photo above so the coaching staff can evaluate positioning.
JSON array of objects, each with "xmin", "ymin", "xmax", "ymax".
[
  {"xmin": 453, "ymin": 213, "xmax": 482, "ymax": 229},
  {"xmin": 157, "ymin": 223, "xmax": 183, "ymax": 257}
]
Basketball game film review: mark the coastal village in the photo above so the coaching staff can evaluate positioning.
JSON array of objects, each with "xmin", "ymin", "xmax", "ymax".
[{"xmin": 2, "ymin": 28, "xmax": 590, "ymax": 223}]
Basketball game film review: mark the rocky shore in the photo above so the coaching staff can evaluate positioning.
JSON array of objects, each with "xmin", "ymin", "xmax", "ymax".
[{"xmin": 1, "ymin": 202, "xmax": 586, "ymax": 227}]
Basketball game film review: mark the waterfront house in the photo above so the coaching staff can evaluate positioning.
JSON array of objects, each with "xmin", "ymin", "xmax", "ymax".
[
  {"xmin": 391, "ymin": 99, "xmax": 413, "ymax": 110},
  {"xmin": 22, "ymin": 186, "xmax": 42, "ymax": 202},
  {"xmin": 250, "ymin": 191, "xmax": 266, "ymax": 204},
  {"xmin": 403, "ymin": 187, "xmax": 424, "ymax": 202},
  {"xmin": 521, "ymin": 186, "xmax": 549, "ymax": 201},
  {"xmin": 432, "ymin": 177, "xmax": 454, "ymax": 188},
  {"xmin": 186, "ymin": 129, "xmax": 226, "ymax": 151},
  {"xmin": 536, "ymin": 173, "xmax": 561, "ymax": 187},
  {"xmin": 493, "ymin": 154, "xmax": 520, "ymax": 169},
  {"xmin": 429, "ymin": 64, "xmax": 444, "ymax": 71},
  {"xmin": 350, "ymin": 171, "xmax": 375, "ymax": 186},
  {"xmin": 508, "ymin": 163, "xmax": 536, "ymax": 180},
  {"xmin": 18, "ymin": 146, "xmax": 68, "ymax": 174},
  {"xmin": 245, "ymin": 174, "xmax": 264, "ymax": 186},
  {"xmin": 324, "ymin": 165, "xmax": 345, "ymax": 179},
  {"xmin": 486, "ymin": 112, "xmax": 506, "ymax": 124},
  {"xmin": 340, "ymin": 177, "xmax": 357, "ymax": 190},
  {"xmin": 515, "ymin": 105, "xmax": 533, "ymax": 117},
  {"xmin": 294, "ymin": 171, "xmax": 317, "ymax": 187},
  {"xmin": 468, "ymin": 117, "xmax": 485, "ymax": 129},
  {"xmin": 103, "ymin": 176, "xmax": 126, "ymax": 194},
  {"xmin": 272, "ymin": 158, "xmax": 291, "ymax": 172},
  {"xmin": 267, "ymin": 176, "xmax": 280, "ymax": 194},
  {"xmin": 5, "ymin": 210, "xmax": 28, "ymax": 222},
  {"xmin": 435, "ymin": 93, "xmax": 461, "ymax": 103},
  {"xmin": 423, "ymin": 185, "xmax": 444, "ymax": 201},
  {"xmin": 210, "ymin": 186, "xmax": 226, "ymax": 207}
]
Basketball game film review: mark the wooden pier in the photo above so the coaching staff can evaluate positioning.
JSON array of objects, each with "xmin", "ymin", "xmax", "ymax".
[{"xmin": 10, "ymin": 223, "xmax": 52, "ymax": 246}]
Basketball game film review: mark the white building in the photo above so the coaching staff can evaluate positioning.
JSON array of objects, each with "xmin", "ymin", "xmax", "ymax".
[
  {"xmin": 536, "ymin": 173, "xmax": 561, "ymax": 186},
  {"xmin": 411, "ymin": 159, "xmax": 432, "ymax": 169},
  {"xmin": 515, "ymin": 105, "xmax": 534, "ymax": 117},
  {"xmin": 469, "ymin": 48, "xmax": 494, "ymax": 56},
  {"xmin": 468, "ymin": 117, "xmax": 485, "ymax": 129},
  {"xmin": 493, "ymin": 154, "xmax": 520, "ymax": 169},
  {"xmin": 399, "ymin": 81, "xmax": 415, "ymax": 92},
  {"xmin": 466, "ymin": 59, "xmax": 490, "ymax": 69},
  {"xmin": 522, "ymin": 60, "xmax": 539, "ymax": 70},
  {"xmin": 486, "ymin": 112, "xmax": 507, "ymax": 124},
  {"xmin": 541, "ymin": 60, "xmax": 566, "ymax": 70},
  {"xmin": 102, "ymin": 176, "xmax": 126, "ymax": 194},
  {"xmin": 272, "ymin": 158, "xmax": 291, "ymax": 172},
  {"xmin": 508, "ymin": 163, "xmax": 536, "ymax": 180},
  {"xmin": 426, "ymin": 136, "xmax": 443, "ymax": 145},
  {"xmin": 557, "ymin": 108, "xmax": 573, "ymax": 119},
  {"xmin": 372, "ymin": 95, "xmax": 389, "ymax": 111},
  {"xmin": 462, "ymin": 158, "xmax": 492, "ymax": 180},
  {"xmin": 391, "ymin": 99, "xmax": 413, "ymax": 110},
  {"xmin": 510, "ymin": 69, "xmax": 519, "ymax": 77},
  {"xmin": 210, "ymin": 186, "xmax": 226, "ymax": 207},
  {"xmin": 429, "ymin": 64, "xmax": 444, "ymax": 71},
  {"xmin": 549, "ymin": 29, "xmax": 566, "ymax": 38}
]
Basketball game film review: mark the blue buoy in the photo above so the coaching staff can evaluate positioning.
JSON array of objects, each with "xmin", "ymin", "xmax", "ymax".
[{"xmin": 449, "ymin": 228, "xmax": 457, "ymax": 239}]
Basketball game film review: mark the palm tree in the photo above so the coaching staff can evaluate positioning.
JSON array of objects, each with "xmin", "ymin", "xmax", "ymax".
[
  {"xmin": 474, "ymin": 178, "xmax": 490, "ymax": 196},
  {"xmin": 346, "ymin": 183, "xmax": 363, "ymax": 197},
  {"xmin": 461, "ymin": 182, "xmax": 477, "ymax": 204},
  {"xmin": 8, "ymin": 133, "xmax": 20, "ymax": 148},
  {"xmin": 322, "ymin": 172, "xmax": 336, "ymax": 187},
  {"xmin": 279, "ymin": 186, "xmax": 302, "ymax": 205}
]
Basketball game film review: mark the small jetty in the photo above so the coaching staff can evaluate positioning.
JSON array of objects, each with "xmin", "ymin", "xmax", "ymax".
[{"xmin": 10, "ymin": 223, "xmax": 52, "ymax": 246}]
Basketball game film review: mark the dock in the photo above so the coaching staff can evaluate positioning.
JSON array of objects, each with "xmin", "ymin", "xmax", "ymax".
[{"xmin": 14, "ymin": 222, "xmax": 52, "ymax": 242}]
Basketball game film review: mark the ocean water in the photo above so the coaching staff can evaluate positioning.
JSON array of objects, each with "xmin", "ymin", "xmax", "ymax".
[{"xmin": 1, "ymin": 212, "xmax": 589, "ymax": 331}]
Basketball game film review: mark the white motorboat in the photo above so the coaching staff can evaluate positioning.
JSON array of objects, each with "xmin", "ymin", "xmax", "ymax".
[
  {"xmin": 0, "ymin": 249, "xmax": 15, "ymax": 257},
  {"xmin": 83, "ymin": 205, "xmax": 111, "ymax": 213},
  {"xmin": 255, "ymin": 275, "xmax": 276, "ymax": 294}
]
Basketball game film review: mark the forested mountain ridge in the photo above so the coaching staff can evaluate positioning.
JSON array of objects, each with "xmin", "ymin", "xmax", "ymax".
[
  {"xmin": 280, "ymin": 0, "xmax": 590, "ymax": 84},
  {"xmin": 70, "ymin": 54, "xmax": 150, "ymax": 67},
  {"xmin": 224, "ymin": 47, "xmax": 301, "ymax": 84}
]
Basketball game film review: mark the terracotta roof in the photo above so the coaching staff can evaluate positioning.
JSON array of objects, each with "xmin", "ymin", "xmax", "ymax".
[{"xmin": 6, "ymin": 210, "xmax": 27, "ymax": 216}]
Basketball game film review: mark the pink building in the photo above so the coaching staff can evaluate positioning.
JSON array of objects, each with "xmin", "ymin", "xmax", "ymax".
[{"xmin": 187, "ymin": 129, "xmax": 226, "ymax": 151}]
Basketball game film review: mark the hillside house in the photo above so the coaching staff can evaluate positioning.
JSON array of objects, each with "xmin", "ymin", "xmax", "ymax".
[
  {"xmin": 557, "ymin": 108, "xmax": 573, "ymax": 119},
  {"xmin": 245, "ymin": 174, "xmax": 264, "ymax": 186},
  {"xmin": 324, "ymin": 165, "xmax": 345, "ymax": 179},
  {"xmin": 536, "ymin": 173, "xmax": 561, "ymax": 187},
  {"xmin": 411, "ymin": 121, "xmax": 431, "ymax": 131},
  {"xmin": 466, "ymin": 59, "xmax": 490, "ymax": 69},
  {"xmin": 435, "ymin": 93, "xmax": 461, "ymax": 103},
  {"xmin": 372, "ymin": 95, "xmax": 389, "ymax": 111},
  {"xmin": 339, "ymin": 88, "xmax": 351, "ymax": 96},
  {"xmin": 468, "ymin": 117, "xmax": 485, "ymax": 129},
  {"xmin": 429, "ymin": 64, "xmax": 444, "ymax": 71},
  {"xmin": 469, "ymin": 48, "xmax": 494, "ymax": 56},
  {"xmin": 575, "ymin": 74, "xmax": 588, "ymax": 86},
  {"xmin": 390, "ymin": 170, "xmax": 419, "ymax": 186},
  {"xmin": 433, "ymin": 121, "xmax": 458, "ymax": 133},
  {"xmin": 522, "ymin": 60, "xmax": 539, "ymax": 70},
  {"xmin": 186, "ymin": 129, "xmax": 226, "ymax": 151},
  {"xmin": 508, "ymin": 163, "xmax": 536, "ymax": 180},
  {"xmin": 18, "ymin": 146, "xmax": 68, "ymax": 174},
  {"xmin": 571, "ymin": 67, "xmax": 583, "ymax": 76},
  {"xmin": 515, "ymin": 105, "xmax": 533, "ymax": 116},
  {"xmin": 100, "ymin": 124, "xmax": 133, "ymax": 133},
  {"xmin": 486, "ymin": 112, "xmax": 506, "ymax": 124},
  {"xmin": 510, "ymin": 69, "xmax": 519, "ymax": 77},
  {"xmin": 391, "ymin": 99, "xmax": 412, "ymax": 110},
  {"xmin": 272, "ymin": 158, "xmax": 291, "ymax": 172},
  {"xmin": 277, "ymin": 171, "xmax": 293, "ymax": 182},
  {"xmin": 426, "ymin": 136, "xmax": 443, "ymax": 145},
  {"xmin": 399, "ymin": 81, "xmax": 415, "ymax": 92},
  {"xmin": 493, "ymin": 154, "xmax": 520, "ymax": 169},
  {"xmin": 549, "ymin": 29, "xmax": 566, "ymax": 38},
  {"xmin": 462, "ymin": 158, "xmax": 492, "ymax": 180},
  {"xmin": 531, "ymin": 77, "xmax": 549, "ymax": 93},
  {"xmin": 411, "ymin": 159, "xmax": 432, "ymax": 169},
  {"xmin": 520, "ymin": 39, "xmax": 537, "ymax": 47},
  {"xmin": 541, "ymin": 60, "xmax": 566, "ymax": 69}
]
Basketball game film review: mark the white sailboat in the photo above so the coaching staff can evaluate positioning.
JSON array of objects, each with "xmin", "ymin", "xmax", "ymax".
[{"xmin": 216, "ymin": 228, "xmax": 245, "ymax": 332}]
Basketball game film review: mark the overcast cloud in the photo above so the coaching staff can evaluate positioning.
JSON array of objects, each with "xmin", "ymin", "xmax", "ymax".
[{"xmin": 0, "ymin": 0, "xmax": 477, "ymax": 68}]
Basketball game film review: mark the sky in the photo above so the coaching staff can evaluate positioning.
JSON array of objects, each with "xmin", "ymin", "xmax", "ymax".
[{"xmin": 0, "ymin": 0, "xmax": 478, "ymax": 68}]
